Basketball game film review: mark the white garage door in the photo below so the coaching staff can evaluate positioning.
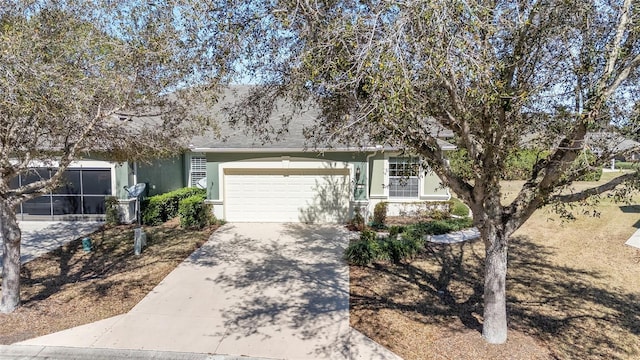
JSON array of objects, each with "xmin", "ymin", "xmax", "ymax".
[{"xmin": 224, "ymin": 168, "xmax": 351, "ymax": 223}]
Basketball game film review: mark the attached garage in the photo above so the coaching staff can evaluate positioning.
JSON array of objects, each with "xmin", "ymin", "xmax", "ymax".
[{"xmin": 223, "ymin": 167, "xmax": 351, "ymax": 223}]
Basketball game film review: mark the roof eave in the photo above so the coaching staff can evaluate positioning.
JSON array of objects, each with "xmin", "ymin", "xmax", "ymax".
[{"xmin": 190, "ymin": 145, "xmax": 457, "ymax": 153}]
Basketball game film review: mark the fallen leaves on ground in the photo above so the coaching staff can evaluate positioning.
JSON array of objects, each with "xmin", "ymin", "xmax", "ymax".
[{"xmin": 0, "ymin": 218, "xmax": 217, "ymax": 344}]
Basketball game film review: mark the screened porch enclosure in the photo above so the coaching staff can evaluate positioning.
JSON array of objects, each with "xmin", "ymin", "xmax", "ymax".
[{"xmin": 11, "ymin": 167, "xmax": 113, "ymax": 220}]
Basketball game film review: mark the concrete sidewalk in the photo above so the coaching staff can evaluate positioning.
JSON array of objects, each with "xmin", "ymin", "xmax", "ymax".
[
  {"xmin": 625, "ymin": 227, "xmax": 640, "ymax": 249},
  {"xmin": 0, "ymin": 344, "xmax": 273, "ymax": 360},
  {"xmin": 428, "ymin": 227, "xmax": 480, "ymax": 244},
  {"xmin": 18, "ymin": 223, "xmax": 401, "ymax": 360}
]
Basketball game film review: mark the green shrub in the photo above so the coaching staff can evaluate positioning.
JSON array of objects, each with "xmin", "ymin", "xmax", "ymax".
[
  {"xmin": 160, "ymin": 187, "xmax": 206, "ymax": 220},
  {"xmin": 344, "ymin": 229, "xmax": 381, "ymax": 266},
  {"xmin": 360, "ymin": 228, "xmax": 377, "ymax": 242},
  {"xmin": 372, "ymin": 201, "xmax": 388, "ymax": 229},
  {"xmin": 349, "ymin": 206, "xmax": 365, "ymax": 231},
  {"xmin": 451, "ymin": 148, "xmax": 551, "ymax": 181},
  {"xmin": 448, "ymin": 149, "xmax": 474, "ymax": 181},
  {"xmin": 503, "ymin": 149, "xmax": 548, "ymax": 180},
  {"xmin": 344, "ymin": 216, "xmax": 474, "ymax": 266},
  {"xmin": 142, "ymin": 196, "xmax": 164, "ymax": 225},
  {"xmin": 577, "ymin": 168, "xmax": 602, "ymax": 181},
  {"xmin": 567, "ymin": 151, "xmax": 603, "ymax": 181},
  {"xmin": 381, "ymin": 238, "xmax": 406, "ymax": 263},
  {"xmin": 382, "ymin": 236, "xmax": 424, "ymax": 263},
  {"xmin": 412, "ymin": 217, "xmax": 474, "ymax": 235},
  {"xmin": 178, "ymin": 195, "xmax": 213, "ymax": 229},
  {"xmin": 614, "ymin": 161, "xmax": 638, "ymax": 170},
  {"xmin": 345, "ymin": 227, "xmax": 428, "ymax": 265},
  {"xmin": 449, "ymin": 198, "xmax": 470, "ymax": 217},
  {"xmin": 388, "ymin": 225, "xmax": 405, "ymax": 238},
  {"xmin": 105, "ymin": 196, "xmax": 121, "ymax": 225},
  {"xmin": 141, "ymin": 187, "xmax": 206, "ymax": 225}
]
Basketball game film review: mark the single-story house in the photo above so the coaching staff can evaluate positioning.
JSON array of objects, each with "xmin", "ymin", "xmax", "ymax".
[{"xmin": 14, "ymin": 87, "xmax": 456, "ymax": 223}]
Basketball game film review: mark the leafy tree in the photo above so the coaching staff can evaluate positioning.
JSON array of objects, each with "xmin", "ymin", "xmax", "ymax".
[
  {"xmin": 0, "ymin": 1, "xmax": 236, "ymax": 313},
  {"xmin": 223, "ymin": 0, "xmax": 640, "ymax": 343},
  {"xmin": 620, "ymin": 103, "xmax": 640, "ymax": 142}
]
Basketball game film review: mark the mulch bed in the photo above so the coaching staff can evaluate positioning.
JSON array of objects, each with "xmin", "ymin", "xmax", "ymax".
[{"xmin": 0, "ymin": 219, "xmax": 217, "ymax": 344}]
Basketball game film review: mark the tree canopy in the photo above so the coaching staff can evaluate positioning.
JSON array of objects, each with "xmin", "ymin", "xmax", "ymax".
[
  {"xmin": 0, "ymin": 0, "xmax": 239, "ymax": 313},
  {"xmin": 222, "ymin": 0, "xmax": 640, "ymax": 343}
]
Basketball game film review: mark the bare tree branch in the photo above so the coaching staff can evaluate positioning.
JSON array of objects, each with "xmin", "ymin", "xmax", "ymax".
[{"xmin": 552, "ymin": 172, "xmax": 637, "ymax": 203}]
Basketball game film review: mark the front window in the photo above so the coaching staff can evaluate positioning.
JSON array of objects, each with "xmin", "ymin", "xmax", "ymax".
[
  {"xmin": 18, "ymin": 167, "xmax": 112, "ymax": 217},
  {"xmin": 389, "ymin": 157, "xmax": 420, "ymax": 198},
  {"xmin": 190, "ymin": 155, "xmax": 206, "ymax": 187}
]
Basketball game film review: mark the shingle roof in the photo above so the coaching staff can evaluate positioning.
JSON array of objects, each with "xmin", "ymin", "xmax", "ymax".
[
  {"xmin": 586, "ymin": 132, "xmax": 640, "ymax": 155},
  {"xmin": 188, "ymin": 86, "xmax": 455, "ymax": 152},
  {"xmin": 521, "ymin": 130, "xmax": 640, "ymax": 156}
]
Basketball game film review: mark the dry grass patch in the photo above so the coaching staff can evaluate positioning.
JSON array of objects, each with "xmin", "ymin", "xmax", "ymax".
[
  {"xmin": 0, "ymin": 218, "xmax": 218, "ymax": 344},
  {"xmin": 351, "ymin": 172, "xmax": 640, "ymax": 359}
]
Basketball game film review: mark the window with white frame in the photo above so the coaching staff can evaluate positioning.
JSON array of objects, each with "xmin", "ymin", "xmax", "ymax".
[
  {"xmin": 388, "ymin": 157, "xmax": 420, "ymax": 198},
  {"xmin": 190, "ymin": 155, "xmax": 206, "ymax": 187}
]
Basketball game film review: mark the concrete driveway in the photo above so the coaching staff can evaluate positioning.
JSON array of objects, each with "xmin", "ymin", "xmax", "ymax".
[
  {"xmin": 0, "ymin": 221, "xmax": 104, "ymax": 268},
  {"xmin": 18, "ymin": 223, "xmax": 401, "ymax": 360}
]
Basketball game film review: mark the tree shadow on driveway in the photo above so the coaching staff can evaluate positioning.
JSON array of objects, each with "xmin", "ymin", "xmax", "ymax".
[{"xmin": 194, "ymin": 223, "xmax": 393, "ymax": 359}]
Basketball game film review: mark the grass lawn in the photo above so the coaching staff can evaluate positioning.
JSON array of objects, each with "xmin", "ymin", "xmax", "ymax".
[
  {"xmin": 351, "ymin": 171, "xmax": 640, "ymax": 359},
  {"xmin": 0, "ymin": 218, "xmax": 217, "ymax": 344}
]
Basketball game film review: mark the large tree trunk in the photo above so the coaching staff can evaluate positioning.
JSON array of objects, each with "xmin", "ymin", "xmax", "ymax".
[
  {"xmin": 0, "ymin": 199, "xmax": 21, "ymax": 313},
  {"xmin": 481, "ymin": 226, "xmax": 509, "ymax": 344}
]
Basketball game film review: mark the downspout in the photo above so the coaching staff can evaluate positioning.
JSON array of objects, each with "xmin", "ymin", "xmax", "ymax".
[{"xmin": 133, "ymin": 161, "xmax": 138, "ymax": 186}]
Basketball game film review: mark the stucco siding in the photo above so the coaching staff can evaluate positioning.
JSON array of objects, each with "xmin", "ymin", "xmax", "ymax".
[
  {"xmin": 422, "ymin": 171, "xmax": 450, "ymax": 199},
  {"xmin": 368, "ymin": 154, "xmax": 386, "ymax": 197},
  {"xmin": 353, "ymin": 161, "xmax": 368, "ymax": 201},
  {"xmin": 204, "ymin": 152, "xmax": 368, "ymax": 201},
  {"xmin": 114, "ymin": 162, "xmax": 130, "ymax": 199},
  {"xmin": 206, "ymin": 161, "xmax": 220, "ymax": 200},
  {"xmin": 137, "ymin": 156, "xmax": 185, "ymax": 196}
]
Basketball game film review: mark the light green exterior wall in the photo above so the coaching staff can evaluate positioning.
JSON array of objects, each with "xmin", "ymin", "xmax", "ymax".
[
  {"xmin": 352, "ymin": 161, "xmax": 367, "ymax": 201},
  {"xmin": 203, "ymin": 151, "xmax": 448, "ymax": 202},
  {"xmin": 87, "ymin": 155, "xmax": 186, "ymax": 199},
  {"xmin": 206, "ymin": 161, "xmax": 220, "ymax": 200},
  {"xmin": 110, "ymin": 151, "xmax": 449, "ymax": 202},
  {"xmin": 114, "ymin": 162, "xmax": 131, "ymax": 198},
  {"xmin": 422, "ymin": 171, "xmax": 449, "ymax": 197},
  {"xmin": 137, "ymin": 156, "xmax": 185, "ymax": 196},
  {"xmin": 108, "ymin": 150, "xmax": 449, "ymax": 201},
  {"xmin": 204, "ymin": 152, "xmax": 368, "ymax": 201},
  {"xmin": 368, "ymin": 153, "xmax": 386, "ymax": 197},
  {"xmin": 366, "ymin": 152, "xmax": 450, "ymax": 200}
]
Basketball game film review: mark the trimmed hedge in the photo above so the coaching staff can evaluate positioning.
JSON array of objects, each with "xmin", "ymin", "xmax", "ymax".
[
  {"xmin": 449, "ymin": 148, "xmax": 548, "ymax": 181},
  {"xmin": 614, "ymin": 161, "xmax": 637, "ymax": 170},
  {"xmin": 576, "ymin": 168, "xmax": 602, "ymax": 181},
  {"xmin": 178, "ymin": 195, "xmax": 213, "ymax": 229},
  {"xmin": 142, "ymin": 187, "xmax": 206, "ymax": 225}
]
